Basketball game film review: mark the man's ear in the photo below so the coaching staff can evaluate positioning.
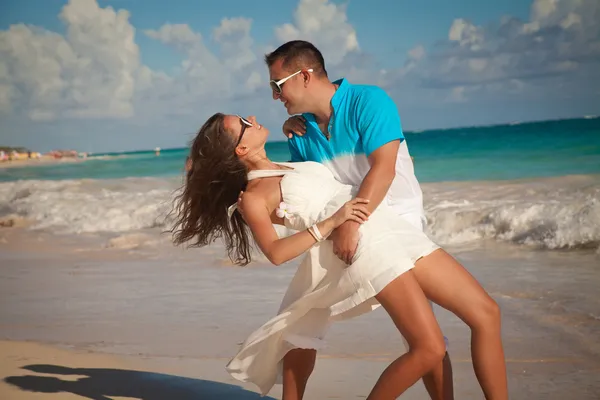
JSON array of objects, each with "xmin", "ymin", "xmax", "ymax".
[
  {"xmin": 235, "ymin": 146, "xmax": 249, "ymax": 157},
  {"xmin": 303, "ymin": 70, "xmax": 311, "ymax": 87}
]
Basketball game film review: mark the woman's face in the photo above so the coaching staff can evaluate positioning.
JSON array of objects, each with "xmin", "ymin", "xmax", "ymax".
[{"xmin": 223, "ymin": 115, "xmax": 270, "ymax": 155}]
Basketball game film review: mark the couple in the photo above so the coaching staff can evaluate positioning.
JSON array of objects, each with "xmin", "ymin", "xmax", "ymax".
[{"xmin": 172, "ymin": 40, "xmax": 508, "ymax": 400}]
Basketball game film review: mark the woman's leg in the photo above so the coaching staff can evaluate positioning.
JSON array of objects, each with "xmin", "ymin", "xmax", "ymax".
[
  {"xmin": 412, "ymin": 249, "xmax": 508, "ymax": 400},
  {"xmin": 367, "ymin": 269, "xmax": 447, "ymax": 400},
  {"xmin": 282, "ymin": 349, "xmax": 316, "ymax": 400}
]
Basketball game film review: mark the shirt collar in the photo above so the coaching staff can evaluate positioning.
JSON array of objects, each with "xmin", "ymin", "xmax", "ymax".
[{"xmin": 330, "ymin": 78, "xmax": 349, "ymax": 111}]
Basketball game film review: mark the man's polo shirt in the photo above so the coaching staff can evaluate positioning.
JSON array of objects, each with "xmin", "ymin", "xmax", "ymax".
[{"xmin": 288, "ymin": 78, "xmax": 425, "ymax": 220}]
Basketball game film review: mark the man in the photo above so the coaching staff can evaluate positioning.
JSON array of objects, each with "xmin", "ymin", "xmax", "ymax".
[{"xmin": 263, "ymin": 40, "xmax": 454, "ymax": 399}]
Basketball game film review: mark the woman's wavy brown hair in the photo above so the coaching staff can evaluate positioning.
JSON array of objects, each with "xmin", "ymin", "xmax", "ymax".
[{"xmin": 170, "ymin": 112, "xmax": 253, "ymax": 265}]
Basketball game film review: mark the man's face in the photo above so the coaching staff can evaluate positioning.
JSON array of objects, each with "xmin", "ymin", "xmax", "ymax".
[{"xmin": 268, "ymin": 59, "xmax": 307, "ymax": 115}]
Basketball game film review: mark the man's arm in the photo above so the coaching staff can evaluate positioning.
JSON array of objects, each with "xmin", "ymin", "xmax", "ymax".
[
  {"xmin": 331, "ymin": 88, "xmax": 404, "ymax": 264},
  {"xmin": 332, "ymin": 141, "xmax": 399, "ymax": 263},
  {"xmin": 355, "ymin": 139, "xmax": 399, "ymax": 212}
]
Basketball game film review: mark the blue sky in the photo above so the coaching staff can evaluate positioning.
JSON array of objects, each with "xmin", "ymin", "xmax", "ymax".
[{"xmin": 1, "ymin": 0, "xmax": 598, "ymax": 152}]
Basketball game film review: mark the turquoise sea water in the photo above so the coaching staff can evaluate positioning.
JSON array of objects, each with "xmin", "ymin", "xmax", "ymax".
[
  {"xmin": 1, "ymin": 117, "xmax": 599, "ymax": 183},
  {"xmin": 1, "ymin": 117, "xmax": 599, "ymax": 252}
]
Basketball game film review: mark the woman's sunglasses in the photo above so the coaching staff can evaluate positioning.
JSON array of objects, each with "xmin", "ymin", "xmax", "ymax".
[
  {"xmin": 235, "ymin": 115, "xmax": 253, "ymax": 147},
  {"xmin": 269, "ymin": 68, "xmax": 314, "ymax": 94}
]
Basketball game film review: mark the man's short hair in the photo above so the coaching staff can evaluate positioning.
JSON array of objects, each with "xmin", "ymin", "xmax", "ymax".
[{"xmin": 264, "ymin": 40, "xmax": 327, "ymax": 77}]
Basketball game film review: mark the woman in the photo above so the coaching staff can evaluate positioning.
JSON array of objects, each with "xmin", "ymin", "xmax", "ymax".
[{"xmin": 171, "ymin": 113, "xmax": 508, "ymax": 400}]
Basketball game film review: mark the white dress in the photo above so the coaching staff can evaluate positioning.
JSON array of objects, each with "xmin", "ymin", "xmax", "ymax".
[{"xmin": 226, "ymin": 161, "xmax": 440, "ymax": 395}]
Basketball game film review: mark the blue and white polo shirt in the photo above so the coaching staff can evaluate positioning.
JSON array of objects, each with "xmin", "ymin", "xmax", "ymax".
[{"xmin": 288, "ymin": 78, "xmax": 425, "ymax": 223}]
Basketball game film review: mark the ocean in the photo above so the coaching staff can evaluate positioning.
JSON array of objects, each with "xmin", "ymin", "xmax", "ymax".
[{"xmin": 1, "ymin": 117, "xmax": 599, "ymax": 253}]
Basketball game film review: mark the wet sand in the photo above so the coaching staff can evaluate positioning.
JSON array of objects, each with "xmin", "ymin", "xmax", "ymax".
[{"xmin": 1, "ymin": 227, "xmax": 599, "ymax": 399}]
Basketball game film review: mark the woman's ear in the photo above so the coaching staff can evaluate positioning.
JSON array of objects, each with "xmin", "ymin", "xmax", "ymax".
[{"xmin": 235, "ymin": 145, "xmax": 249, "ymax": 157}]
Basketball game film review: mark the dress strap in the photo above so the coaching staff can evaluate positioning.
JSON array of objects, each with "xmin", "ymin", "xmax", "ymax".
[
  {"xmin": 247, "ymin": 169, "xmax": 293, "ymax": 181},
  {"xmin": 228, "ymin": 166, "xmax": 295, "ymax": 219}
]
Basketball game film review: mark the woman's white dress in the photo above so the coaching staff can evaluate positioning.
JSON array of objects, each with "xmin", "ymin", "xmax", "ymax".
[{"xmin": 225, "ymin": 161, "xmax": 440, "ymax": 395}]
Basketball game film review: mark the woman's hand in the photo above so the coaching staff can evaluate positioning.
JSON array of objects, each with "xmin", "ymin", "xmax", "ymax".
[
  {"xmin": 330, "ymin": 198, "xmax": 370, "ymax": 228},
  {"xmin": 236, "ymin": 191, "xmax": 247, "ymax": 220},
  {"xmin": 282, "ymin": 115, "xmax": 307, "ymax": 138}
]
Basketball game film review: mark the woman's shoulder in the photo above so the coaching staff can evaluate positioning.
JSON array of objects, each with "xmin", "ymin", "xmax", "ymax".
[
  {"xmin": 244, "ymin": 179, "xmax": 283, "ymax": 208},
  {"xmin": 278, "ymin": 160, "xmax": 328, "ymax": 171},
  {"xmin": 236, "ymin": 187, "xmax": 270, "ymax": 221}
]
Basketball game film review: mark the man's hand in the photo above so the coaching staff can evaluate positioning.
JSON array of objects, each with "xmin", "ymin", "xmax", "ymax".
[
  {"xmin": 330, "ymin": 141, "xmax": 400, "ymax": 265},
  {"xmin": 331, "ymin": 221, "xmax": 360, "ymax": 265},
  {"xmin": 283, "ymin": 115, "xmax": 307, "ymax": 138}
]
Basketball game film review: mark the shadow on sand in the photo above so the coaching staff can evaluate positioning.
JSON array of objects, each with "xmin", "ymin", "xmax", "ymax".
[{"xmin": 5, "ymin": 364, "xmax": 276, "ymax": 400}]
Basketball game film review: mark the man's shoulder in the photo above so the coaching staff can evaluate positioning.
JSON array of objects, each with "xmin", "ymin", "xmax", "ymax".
[
  {"xmin": 345, "ymin": 84, "xmax": 394, "ymax": 112},
  {"xmin": 343, "ymin": 80, "xmax": 390, "ymax": 99}
]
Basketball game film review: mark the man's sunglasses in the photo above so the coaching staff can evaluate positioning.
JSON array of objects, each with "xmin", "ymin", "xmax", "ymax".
[
  {"xmin": 235, "ymin": 115, "xmax": 253, "ymax": 147},
  {"xmin": 269, "ymin": 68, "xmax": 313, "ymax": 95}
]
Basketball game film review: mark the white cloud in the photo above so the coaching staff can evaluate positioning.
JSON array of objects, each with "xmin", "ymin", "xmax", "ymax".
[
  {"xmin": 389, "ymin": 0, "xmax": 600, "ymax": 103},
  {"xmin": 0, "ymin": 0, "xmax": 362, "ymax": 126},
  {"xmin": 408, "ymin": 45, "xmax": 426, "ymax": 62},
  {"xmin": 274, "ymin": 0, "xmax": 359, "ymax": 65},
  {"xmin": 0, "ymin": 0, "xmax": 139, "ymax": 120},
  {"xmin": 448, "ymin": 86, "xmax": 467, "ymax": 103},
  {"xmin": 140, "ymin": 19, "xmax": 263, "ymax": 117},
  {"xmin": 400, "ymin": 44, "xmax": 426, "ymax": 77},
  {"xmin": 0, "ymin": 60, "xmax": 15, "ymax": 113},
  {"xmin": 448, "ymin": 19, "xmax": 485, "ymax": 51},
  {"xmin": 145, "ymin": 23, "xmax": 201, "ymax": 48},
  {"xmin": 144, "ymin": 23, "xmax": 224, "ymax": 95},
  {"xmin": 213, "ymin": 17, "xmax": 257, "ymax": 71}
]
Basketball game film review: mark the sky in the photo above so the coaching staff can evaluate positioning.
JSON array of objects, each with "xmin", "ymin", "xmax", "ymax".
[{"xmin": 0, "ymin": 0, "xmax": 599, "ymax": 153}]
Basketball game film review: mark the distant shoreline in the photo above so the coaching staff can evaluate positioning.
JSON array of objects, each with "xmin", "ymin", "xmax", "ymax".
[
  {"xmin": 0, "ymin": 155, "xmax": 85, "ymax": 169},
  {"xmin": 75, "ymin": 115, "xmax": 600, "ymax": 155}
]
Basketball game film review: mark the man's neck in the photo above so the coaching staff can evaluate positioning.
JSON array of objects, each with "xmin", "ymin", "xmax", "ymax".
[{"xmin": 311, "ymin": 82, "xmax": 338, "ymax": 124}]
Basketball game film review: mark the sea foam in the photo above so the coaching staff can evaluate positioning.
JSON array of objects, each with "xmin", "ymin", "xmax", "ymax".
[
  {"xmin": 1, "ymin": 174, "xmax": 598, "ymax": 251},
  {"xmin": 424, "ymin": 175, "xmax": 600, "ymax": 250}
]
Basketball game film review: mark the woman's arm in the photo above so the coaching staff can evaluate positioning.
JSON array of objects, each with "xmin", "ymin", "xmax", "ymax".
[{"xmin": 241, "ymin": 193, "xmax": 370, "ymax": 266}]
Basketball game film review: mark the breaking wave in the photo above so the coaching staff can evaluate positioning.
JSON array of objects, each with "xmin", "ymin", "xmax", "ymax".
[{"xmin": 1, "ymin": 174, "xmax": 598, "ymax": 251}]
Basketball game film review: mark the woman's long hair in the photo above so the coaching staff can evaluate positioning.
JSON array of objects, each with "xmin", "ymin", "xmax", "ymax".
[{"xmin": 170, "ymin": 112, "xmax": 253, "ymax": 265}]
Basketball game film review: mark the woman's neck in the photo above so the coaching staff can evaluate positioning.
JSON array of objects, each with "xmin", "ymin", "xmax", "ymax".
[{"xmin": 244, "ymin": 152, "xmax": 280, "ymax": 172}]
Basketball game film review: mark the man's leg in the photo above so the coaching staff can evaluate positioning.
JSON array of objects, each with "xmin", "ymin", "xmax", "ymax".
[
  {"xmin": 282, "ymin": 349, "xmax": 317, "ymax": 400},
  {"xmin": 280, "ymin": 308, "xmax": 331, "ymax": 400},
  {"xmin": 399, "ymin": 212, "xmax": 455, "ymax": 400},
  {"xmin": 400, "ymin": 325, "xmax": 453, "ymax": 400},
  {"xmin": 421, "ymin": 334, "xmax": 454, "ymax": 400}
]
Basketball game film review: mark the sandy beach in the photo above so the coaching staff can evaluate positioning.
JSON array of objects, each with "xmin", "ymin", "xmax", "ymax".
[
  {"xmin": 0, "ymin": 156, "xmax": 87, "ymax": 169},
  {"xmin": 1, "ymin": 225, "xmax": 599, "ymax": 399}
]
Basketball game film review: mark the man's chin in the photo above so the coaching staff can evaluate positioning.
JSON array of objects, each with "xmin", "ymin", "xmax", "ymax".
[
  {"xmin": 285, "ymin": 106, "xmax": 300, "ymax": 116},
  {"xmin": 284, "ymin": 102, "xmax": 295, "ymax": 115}
]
